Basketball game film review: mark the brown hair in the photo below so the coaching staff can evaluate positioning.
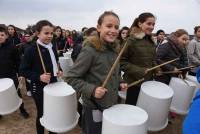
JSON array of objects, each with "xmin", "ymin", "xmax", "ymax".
[
  {"xmin": 131, "ymin": 12, "xmax": 155, "ymax": 28},
  {"xmin": 174, "ymin": 29, "xmax": 188, "ymax": 37},
  {"xmin": 7, "ymin": 25, "xmax": 18, "ymax": 37},
  {"xmin": 0, "ymin": 26, "xmax": 8, "ymax": 35},
  {"xmin": 35, "ymin": 20, "xmax": 53, "ymax": 33},
  {"xmin": 194, "ymin": 26, "xmax": 200, "ymax": 34},
  {"xmin": 97, "ymin": 11, "xmax": 120, "ymax": 25}
]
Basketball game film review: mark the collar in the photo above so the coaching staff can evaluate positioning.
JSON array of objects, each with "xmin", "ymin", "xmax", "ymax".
[{"xmin": 37, "ymin": 39, "xmax": 53, "ymax": 49}]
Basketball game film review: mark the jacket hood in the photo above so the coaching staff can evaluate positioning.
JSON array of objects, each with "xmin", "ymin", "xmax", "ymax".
[{"xmin": 129, "ymin": 27, "xmax": 155, "ymax": 43}]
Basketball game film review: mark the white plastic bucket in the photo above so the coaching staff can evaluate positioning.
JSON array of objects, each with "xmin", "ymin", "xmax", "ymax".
[
  {"xmin": 59, "ymin": 57, "xmax": 73, "ymax": 77},
  {"xmin": 186, "ymin": 75, "xmax": 200, "ymax": 99},
  {"xmin": 137, "ymin": 81, "xmax": 174, "ymax": 131},
  {"xmin": 0, "ymin": 78, "xmax": 22, "ymax": 115},
  {"xmin": 40, "ymin": 82, "xmax": 79, "ymax": 133},
  {"xmin": 102, "ymin": 104, "xmax": 148, "ymax": 134},
  {"xmin": 63, "ymin": 51, "xmax": 72, "ymax": 58},
  {"xmin": 169, "ymin": 77, "xmax": 196, "ymax": 115}
]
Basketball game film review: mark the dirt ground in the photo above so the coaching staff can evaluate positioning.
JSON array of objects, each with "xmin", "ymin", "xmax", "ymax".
[{"xmin": 0, "ymin": 84, "xmax": 185, "ymax": 134}]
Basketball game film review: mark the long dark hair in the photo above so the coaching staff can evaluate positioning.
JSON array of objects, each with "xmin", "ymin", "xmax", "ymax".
[
  {"xmin": 7, "ymin": 25, "xmax": 18, "ymax": 37},
  {"xmin": 118, "ymin": 26, "xmax": 129, "ymax": 44},
  {"xmin": 54, "ymin": 26, "xmax": 63, "ymax": 39},
  {"xmin": 130, "ymin": 12, "xmax": 155, "ymax": 30}
]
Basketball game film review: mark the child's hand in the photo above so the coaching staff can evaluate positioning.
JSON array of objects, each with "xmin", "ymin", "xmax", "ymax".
[
  {"xmin": 94, "ymin": 87, "xmax": 107, "ymax": 99},
  {"xmin": 120, "ymin": 83, "xmax": 128, "ymax": 91},
  {"xmin": 40, "ymin": 73, "xmax": 51, "ymax": 83},
  {"xmin": 57, "ymin": 71, "xmax": 63, "ymax": 77}
]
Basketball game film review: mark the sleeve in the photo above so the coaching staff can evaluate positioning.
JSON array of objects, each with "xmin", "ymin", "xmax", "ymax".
[
  {"xmin": 120, "ymin": 39, "xmax": 146, "ymax": 79},
  {"xmin": 19, "ymin": 47, "xmax": 41, "ymax": 82},
  {"xmin": 12, "ymin": 46, "xmax": 20, "ymax": 74},
  {"xmin": 187, "ymin": 41, "xmax": 200, "ymax": 65},
  {"xmin": 65, "ymin": 46, "xmax": 96, "ymax": 99},
  {"xmin": 156, "ymin": 44, "xmax": 176, "ymax": 71}
]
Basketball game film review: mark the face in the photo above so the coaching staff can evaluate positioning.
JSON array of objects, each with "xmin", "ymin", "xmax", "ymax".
[
  {"xmin": 97, "ymin": 15, "xmax": 120, "ymax": 43},
  {"xmin": 0, "ymin": 32, "xmax": 8, "ymax": 44},
  {"xmin": 177, "ymin": 34, "xmax": 189, "ymax": 47},
  {"xmin": 121, "ymin": 29, "xmax": 128, "ymax": 40},
  {"xmin": 157, "ymin": 32, "xmax": 165, "ymax": 41},
  {"xmin": 37, "ymin": 26, "xmax": 54, "ymax": 44},
  {"xmin": 62, "ymin": 30, "xmax": 66, "ymax": 37},
  {"xmin": 139, "ymin": 17, "xmax": 155, "ymax": 35},
  {"xmin": 195, "ymin": 28, "xmax": 200, "ymax": 38},
  {"xmin": 24, "ymin": 34, "xmax": 30, "ymax": 42},
  {"xmin": 55, "ymin": 28, "xmax": 62, "ymax": 37},
  {"xmin": 8, "ymin": 26, "xmax": 15, "ymax": 36}
]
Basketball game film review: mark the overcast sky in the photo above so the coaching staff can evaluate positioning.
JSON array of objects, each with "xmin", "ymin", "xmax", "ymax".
[{"xmin": 0, "ymin": 0, "xmax": 200, "ymax": 34}]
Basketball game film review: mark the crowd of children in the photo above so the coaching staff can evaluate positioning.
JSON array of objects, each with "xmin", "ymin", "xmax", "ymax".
[{"xmin": 0, "ymin": 11, "xmax": 200, "ymax": 134}]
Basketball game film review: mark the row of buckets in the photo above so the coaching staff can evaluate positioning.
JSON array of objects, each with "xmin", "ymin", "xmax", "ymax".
[
  {"xmin": 0, "ymin": 75, "xmax": 198, "ymax": 133},
  {"xmin": 115, "ymin": 75, "xmax": 199, "ymax": 134}
]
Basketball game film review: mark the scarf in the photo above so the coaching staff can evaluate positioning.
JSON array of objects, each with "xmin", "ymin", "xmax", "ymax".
[{"xmin": 37, "ymin": 39, "xmax": 58, "ymax": 76}]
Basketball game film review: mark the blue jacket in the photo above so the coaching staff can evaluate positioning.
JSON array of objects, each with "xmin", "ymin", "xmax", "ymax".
[{"xmin": 183, "ymin": 67, "xmax": 200, "ymax": 134}]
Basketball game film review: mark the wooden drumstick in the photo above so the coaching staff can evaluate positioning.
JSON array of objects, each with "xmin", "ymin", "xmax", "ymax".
[
  {"xmin": 146, "ymin": 58, "xmax": 179, "ymax": 73},
  {"xmin": 36, "ymin": 43, "xmax": 47, "ymax": 73},
  {"xmin": 127, "ymin": 78, "xmax": 145, "ymax": 88},
  {"xmin": 101, "ymin": 41, "xmax": 128, "ymax": 88},
  {"xmin": 157, "ymin": 65, "xmax": 196, "ymax": 75}
]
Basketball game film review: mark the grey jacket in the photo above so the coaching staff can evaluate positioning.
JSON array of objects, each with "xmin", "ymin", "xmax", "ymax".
[
  {"xmin": 187, "ymin": 37, "xmax": 200, "ymax": 65},
  {"xmin": 66, "ymin": 36, "xmax": 121, "ymax": 109}
]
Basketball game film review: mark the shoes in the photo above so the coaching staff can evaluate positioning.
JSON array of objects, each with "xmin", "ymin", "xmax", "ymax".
[
  {"xmin": 0, "ymin": 115, "xmax": 2, "ymax": 119},
  {"xmin": 26, "ymin": 91, "xmax": 32, "ymax": 97},
  {"xmin": 20, "ymin": 109, "xmax": 30, "ymax": 119}
]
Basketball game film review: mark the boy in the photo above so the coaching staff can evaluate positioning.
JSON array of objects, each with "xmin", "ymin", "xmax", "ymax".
[{"xmin": 0, "ymin": 26, "xmax": 29, "ymax": 119}]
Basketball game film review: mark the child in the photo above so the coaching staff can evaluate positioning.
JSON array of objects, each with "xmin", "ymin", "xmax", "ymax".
[
  {"xmin": 156, "ymin": 29, "xmax": 190, "ymax": 84},
  {"xmin": 0, "ymin": 26, "xmax": 29, "ymax": 119},
  {"xmin": 7, "ymin": 25, "xmax": 21, "ymax": 46},
  {"xmin": 120, "ymin": 12, "xmax": 157, "ymax": 105},
  {"xmin": 117, "ymin": 26, "xmax": 129, "ymax": 47},
  {"xmin": 187, "ymin": 26, "xmax": 200, "ymax": 76},
  {"xmin": 52, "ymin": 26, "xmax": 66, "ymax": 56},
  {"xmin": 20, "ymin": 20, "xmax": 63, "ymax": 134},
  {"xmin": 66, "ymin": 11, "xmax": 128, "ymax": 134}
]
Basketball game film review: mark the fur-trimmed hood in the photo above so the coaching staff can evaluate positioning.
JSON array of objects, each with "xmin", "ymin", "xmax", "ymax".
[
  {"xmin": 83, "ymin": 35, "xmax": 120, "ymax": 53},
  {"xmin": 129, "ymin": 27, "xmax": 155, "ymax": 43},
  {"xmin": 167, "ymin": 32, "xmax": 183, "ymax": 48}
]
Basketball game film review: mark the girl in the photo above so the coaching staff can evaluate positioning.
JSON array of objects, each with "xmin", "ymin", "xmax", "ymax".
[
  {"xmin": 120, "ymin": 12, "xmax": 157, "ymax": 105},
  {"xmin": 187, "ymin": 26, "xmax": 200, "ymax": 76},
  {"xmin": 52, "ymin": 26, "xmax": 66, "ymax": 56},
  {"xmin": 156, "ymin": 29, "xmax": 189, "ymax": 84},
  {"xmin": 66, "ymin": 11, "xmax": 128, "ymax": 134},
  {"xmin": 117, "ymin": 26, "xmax": 129, "ymax": 47},
  {"xmin": 65, "ymin": 30, "xmax": 73, "ymax": 49},
  {"xmin": 7, "ymin": 25, "xmax": 21, "ymax": 46},
  {"xmin": 20, "ymin": 20, "xmax": 63, "ymax": 134}
]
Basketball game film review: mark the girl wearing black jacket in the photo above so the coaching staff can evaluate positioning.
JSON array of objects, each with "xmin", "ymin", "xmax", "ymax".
[
  {"xmin": 52, "ymin": 26, "xmax": 66, "ymax": 56},
  {"xmin": 156, "ymin": 29, "xmax": 190, "ymax": 84},
  {"xmin": 7, "ymin": 25, "xmax": 21, "ymax": 46},
  {"xmin": 20, "ymin": 20, "xmax": 63, "ymax": 134}
]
